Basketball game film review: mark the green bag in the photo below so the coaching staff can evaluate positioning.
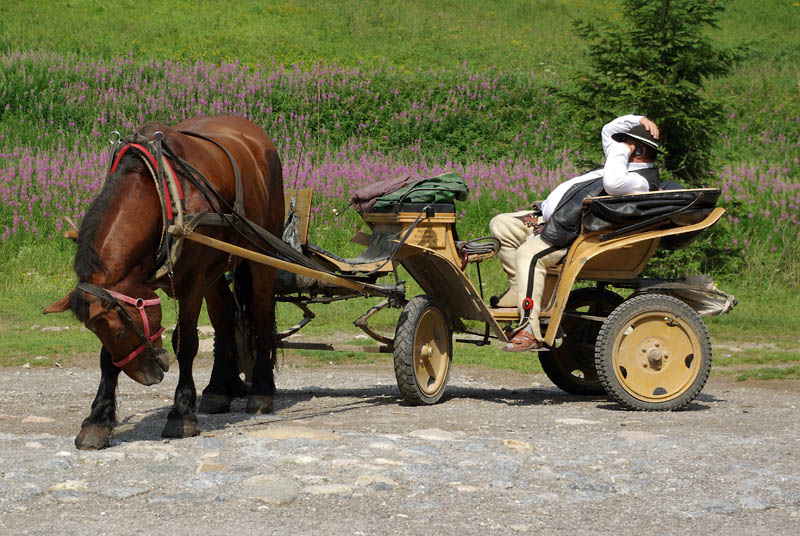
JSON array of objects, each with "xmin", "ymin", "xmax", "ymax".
[{"xmin": 370, "ymin": 172, "xmax": 469, "ymax": 211}]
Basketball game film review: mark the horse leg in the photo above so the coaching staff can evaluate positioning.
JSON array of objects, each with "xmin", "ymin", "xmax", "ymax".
[
  {"xmin": 162, "ymin": 289, "xmax": 202, "ymax": 439},
  {"xmin": 75, "ymin": 347, "xmax": 120, "ymax": 450},
  {"xmin": 198, "ymin": 277, "xmax": 243, "ymax": 414},
  {"xmin": 244, "ymin": 263, "xmax": 278, "ymax": 414}
]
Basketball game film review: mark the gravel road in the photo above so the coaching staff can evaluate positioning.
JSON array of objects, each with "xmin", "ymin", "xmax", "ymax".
[{"xmin": 1, "ymin": 360, "xmax": 799, "ymax": 535}]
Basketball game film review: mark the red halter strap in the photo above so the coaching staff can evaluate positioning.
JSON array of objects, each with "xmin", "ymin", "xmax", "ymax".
[{"xmin": 103, "ymin": 288, "xmax": 164, "ymax": 368}]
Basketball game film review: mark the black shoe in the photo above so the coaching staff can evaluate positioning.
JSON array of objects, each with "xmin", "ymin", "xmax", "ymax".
[{"xmin": 489, "ymin": 288, "xmax": 517, "ymax": 308}]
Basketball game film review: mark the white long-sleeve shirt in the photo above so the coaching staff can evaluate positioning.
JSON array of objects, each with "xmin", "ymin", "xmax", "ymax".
[{"xmin": 541, "ymin": 115, "xmax": 653, "ymax": 222}]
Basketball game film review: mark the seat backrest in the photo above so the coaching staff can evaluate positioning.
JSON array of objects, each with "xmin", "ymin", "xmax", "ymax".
[{"xmin": 582, "ymin": 188, "xmax": 721, "ymax": 239}]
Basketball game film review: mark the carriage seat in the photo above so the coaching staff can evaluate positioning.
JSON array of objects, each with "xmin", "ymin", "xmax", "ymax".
[
  {"xmin": 581, "ymin": 188, "xmax": 721, "ymax": 248},
  {"xmin": 281, "ymin": 188, "xmax": 396, "ymax": 275},
  {"xmin": 305, "ymin": 232, "xmax": 399, "ymax": 274},
  {"xmin": 537, "ymin": 188, "xmax": 722, "ymax": 279}
]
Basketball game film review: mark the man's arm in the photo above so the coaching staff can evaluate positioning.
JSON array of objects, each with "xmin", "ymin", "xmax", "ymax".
[
  {"xmin": 602, "ymin": 142, "xmax": 649, "ymax": 196},
  {"xmin": 601, "ymin": 114, "xmax": 642, "ymax": 157},
  {"xmin": 601, "ymin": 115, "xmax": 659, "ymax": 158}
]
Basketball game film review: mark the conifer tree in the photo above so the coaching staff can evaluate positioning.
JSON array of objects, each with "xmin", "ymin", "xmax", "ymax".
[{"xmin": 560, "ymin": 0, "xmax": 741, "ymax": 185}]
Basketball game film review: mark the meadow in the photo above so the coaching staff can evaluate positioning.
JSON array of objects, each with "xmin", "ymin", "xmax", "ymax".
[{"xmin": 0, "ymin": 0, "xmax": 798, "ymax": 377}]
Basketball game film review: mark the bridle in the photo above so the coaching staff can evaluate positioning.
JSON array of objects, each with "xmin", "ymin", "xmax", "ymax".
[{"xmin": 77, "ymin": 282, "xmax": 165, "ymax": 368}]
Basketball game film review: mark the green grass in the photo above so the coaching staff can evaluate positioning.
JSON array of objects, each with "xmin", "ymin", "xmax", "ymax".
[
  {"xmin": 733, "ymin": 367, "xmax": 800, "ymax": 381},
  {"xmin": 0, "ymin": 0, "xmax": 597, "ymax": 69},
  {"xmin": 704, "ymin": 284, "xmax": 800, "ymax": 339},
  {"xmin": 715, "ymin": 347, "xmax": 800, "ymax": 367},
  {"xmin": 2, "ymin": 1, "xmax": 796, "ymax": 71}
]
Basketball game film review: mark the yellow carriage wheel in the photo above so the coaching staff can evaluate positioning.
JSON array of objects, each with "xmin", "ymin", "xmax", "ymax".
[
  {"xmin": 393, "ymin": 295, "xmax": 452, "ymax": 405},
  {"xmin": 595, "ymin": 294, "xmax": 712, "ymax": 411}
]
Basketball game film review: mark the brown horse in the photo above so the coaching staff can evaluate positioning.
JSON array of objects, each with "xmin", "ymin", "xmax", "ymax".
[{"xmin": 45, "ymin": 116, "xmax": 284, "ymax": 449}]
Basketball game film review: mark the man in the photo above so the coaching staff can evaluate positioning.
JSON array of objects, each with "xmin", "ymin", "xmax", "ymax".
[{"xmin": 489, "ymin": 114, "xmax": 661, "ymax": 351}]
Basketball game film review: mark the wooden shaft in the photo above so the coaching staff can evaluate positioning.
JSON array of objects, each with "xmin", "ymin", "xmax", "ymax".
[{"xmin": 170, "ymin": 225, "xmax": 370, "ymax": 293}]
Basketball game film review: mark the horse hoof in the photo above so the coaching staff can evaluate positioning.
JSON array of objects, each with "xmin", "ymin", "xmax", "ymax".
[
  {"xmin": 199, "ymin": 393, "xmax": 232, "ymax": 414},
  {"xmin": 162, "ymin": 416, "xmax": 198, "ymax": 439},
  {"xmin": 246, "ymin": 395, "xmax": 275, "ymax": 414},
  {"xmin": 75, "ymin": 424, "xmax": 112, "ymax": 450}
]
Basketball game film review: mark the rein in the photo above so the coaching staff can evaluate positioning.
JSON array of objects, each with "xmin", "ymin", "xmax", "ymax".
[{"xmin": 77, "ymin": 282, "xmax": 164, "ymax": 368}]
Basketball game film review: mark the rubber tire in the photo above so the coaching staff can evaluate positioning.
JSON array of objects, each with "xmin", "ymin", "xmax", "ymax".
[
  {"xmin": 540, "ymin": 287, "xmax": 624, "ymax": 395},
  {"xmin": 595, "ymin": 294, "xmax": 712, "ymax": 411},
  {"xmin": 393, "ymin": 295, "xmax": 452, "ymax": 405}
]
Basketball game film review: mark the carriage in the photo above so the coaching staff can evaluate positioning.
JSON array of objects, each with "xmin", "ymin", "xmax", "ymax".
[{"xmin": 171, "ymin": 178, "xmax": 733, "ymax": 412}]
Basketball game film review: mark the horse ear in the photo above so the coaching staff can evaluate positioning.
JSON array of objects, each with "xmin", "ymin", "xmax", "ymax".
[{"xmin": 44, "ymin": 294, "xmax": 71, "ymax": 314}]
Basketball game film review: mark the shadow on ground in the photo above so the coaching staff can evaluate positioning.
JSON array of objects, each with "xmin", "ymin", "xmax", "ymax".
[{"xmin": 106, "ymin": 381, "xmax": 719, "ymax": 445}]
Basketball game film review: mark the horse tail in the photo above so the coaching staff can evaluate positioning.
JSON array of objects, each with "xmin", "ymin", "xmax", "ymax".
[
  {"xmin": 262, "ymin": 144, "xmax": 282, "ymax": 372},
  {"xmin": 232, "ymin": 261, "xmax": 257, "ymax": 382}
]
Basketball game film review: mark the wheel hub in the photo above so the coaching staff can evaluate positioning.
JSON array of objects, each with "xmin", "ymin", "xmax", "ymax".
[
  {"xmin": 638, "ymin": 337, "xmax": 669, "ymax": 371},
  {"xmin": 420, "ymin": 344, "xmax": 433, "ymax": 359}
]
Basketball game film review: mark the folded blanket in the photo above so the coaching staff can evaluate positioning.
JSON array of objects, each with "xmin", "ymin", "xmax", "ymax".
[{"xmin": 350, "ymin": 175, "xmax": 423, "ymax": 212}]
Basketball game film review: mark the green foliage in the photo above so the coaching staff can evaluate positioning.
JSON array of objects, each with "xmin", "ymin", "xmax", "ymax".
[{"xmin": 558, "ymin": 0, "xmax": 744, "ymax": 185}]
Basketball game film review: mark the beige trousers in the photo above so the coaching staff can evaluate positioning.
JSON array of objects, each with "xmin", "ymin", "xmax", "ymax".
[{"xmin": 489, "ymin": 210, "xmax": 567, "ymax": 340}]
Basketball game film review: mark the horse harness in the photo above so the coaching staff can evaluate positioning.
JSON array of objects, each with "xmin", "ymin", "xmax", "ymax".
[
  {"xmin": 105, "ymin": 129, "xmax": 326, "ymax": 282},
  {"xmin": 76, "ymin": 281, "xmax": 164, "ymax": 368}
]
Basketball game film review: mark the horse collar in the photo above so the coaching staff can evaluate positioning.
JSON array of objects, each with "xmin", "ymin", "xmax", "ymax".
[{"xmin": 108, "ymin": 138, "xmax": 186, "ymax": 281}]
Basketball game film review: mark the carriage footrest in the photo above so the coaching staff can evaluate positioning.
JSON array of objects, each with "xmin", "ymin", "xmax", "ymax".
[{"xmin": 456, "ymin": 237, "xmax": 500, "ymax": 266}]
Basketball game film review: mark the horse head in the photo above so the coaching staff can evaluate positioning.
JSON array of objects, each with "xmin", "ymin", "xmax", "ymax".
[{"xmin": 46, "ymin": 281, "xmax": 170, "ymax": 385}]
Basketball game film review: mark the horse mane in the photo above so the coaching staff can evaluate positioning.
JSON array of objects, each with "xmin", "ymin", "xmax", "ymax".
[
  {"xmin": 70, "ymin": 154, "xmax": 146, "ymax": 321},
  {"xmin": 74, "ymin": 154, "xmax": 143, "ymax": 280}
]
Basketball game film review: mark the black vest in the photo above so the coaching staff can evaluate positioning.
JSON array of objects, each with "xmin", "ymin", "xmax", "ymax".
[{"xmin": 540, "ymin": 167, "xmax": 660, "ymax": 248}]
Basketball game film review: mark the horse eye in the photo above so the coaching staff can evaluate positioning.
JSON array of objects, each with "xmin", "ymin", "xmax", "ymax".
[{"xmin": 114, "ymin": 327, "xmax": 127, "ymax": 340}]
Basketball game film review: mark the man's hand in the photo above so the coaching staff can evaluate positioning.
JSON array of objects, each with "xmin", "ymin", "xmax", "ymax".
[{"xmin": 639, "ymin": 116, "xmax": 660, "ymax": 139}]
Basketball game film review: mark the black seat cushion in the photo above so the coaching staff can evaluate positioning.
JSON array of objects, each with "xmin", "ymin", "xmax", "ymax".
[{"xmin": 583, "ymin": 189, "xmax": 721, "ymax": 232}]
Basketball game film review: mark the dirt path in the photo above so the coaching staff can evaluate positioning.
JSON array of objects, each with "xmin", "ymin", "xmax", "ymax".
[{"xmin": 1, "ymin": 361, "xmax": 799, "ymax": 535}]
